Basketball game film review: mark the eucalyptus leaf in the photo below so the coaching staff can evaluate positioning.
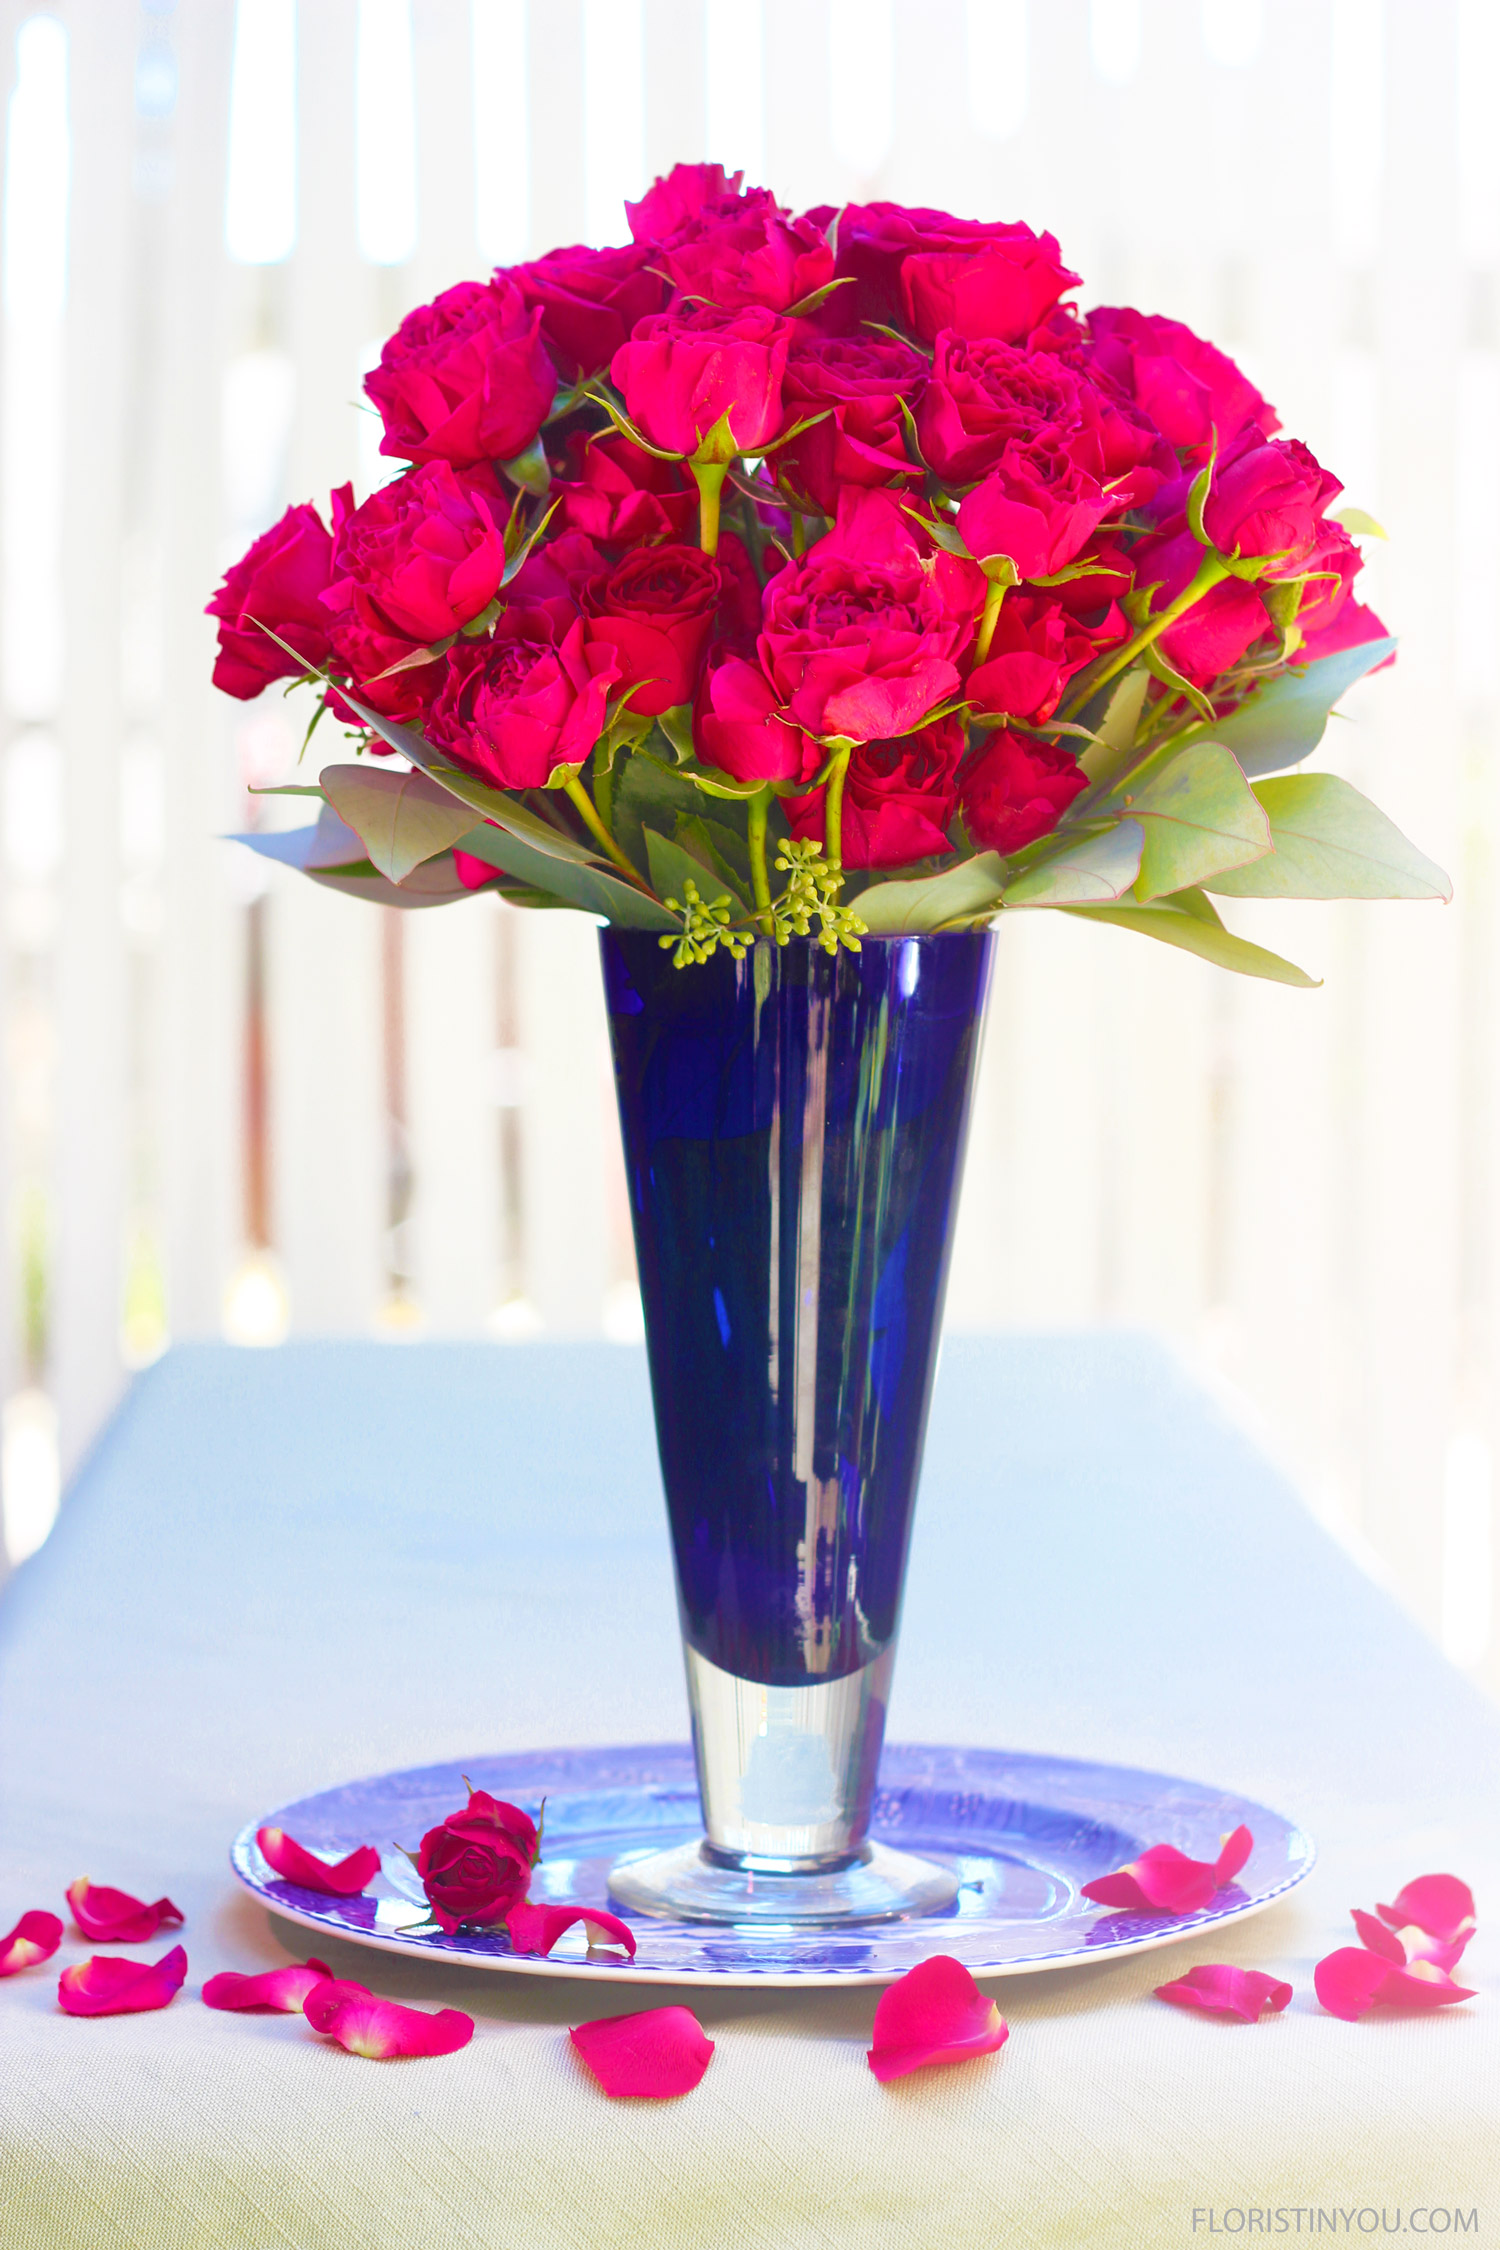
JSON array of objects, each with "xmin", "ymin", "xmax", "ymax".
[
  {"xmin": 1179, "ymin": 637, "xmax": 1397, "ymax": 778},
  {"xmin": 1206, "ymin": 773, "xmax": 1452, "ymax": 901},
  {"xmin": 319, "ymin": 762, "xmax": 477, "ymax": 884},
  {"xmin": 676, "ymin": 811, "xmax": 752, "ymax": 898},
  {"xmin": 1003, "ymin": 820, "xmax": 1144, "ymax": 906},
  {"xmin": 1121, "ymin": 739, "xmax": 1271, "ymax": 901},
  {"xmin": 228, "ymin": 804, "xmax": 365, "ymax": 871},
  {"xmin": 1061, "ymin": 896, "xmax": 1319, "ymax": 987},
  {"xmin": 457, "ymin": 823, "xmax": 678, "ymax": 931},
  {"xmin": 1078, "ymin": 669, "xmax": 1150, "ymax": 787},
  {"xmin": 645, "ymin": 829, "xmax": 747, "ymax": 914},
  {"xmin": 855, "ymin": 852, "xmax": 1007, "ymax": 933},
  {"xmin": 424, "ymin": 763, "xmax": 606, "ymax": 867},
  {"xmin": 307, "ymin": 851, "xmax": 481, "ymax": 909}
]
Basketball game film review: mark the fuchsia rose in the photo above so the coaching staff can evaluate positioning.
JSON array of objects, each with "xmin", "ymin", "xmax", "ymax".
[
  {"xmin": 427, "ymin": 611, "xmax": 618, "ymax": 792},
  {"xmin": 960, "ymin": 728, "xmax": 1089, "ymax": 854},
  {"xmin": 626, "ymin": 162, "xmax": 745, "ymax": 243},
  {"xmin": 412, "ymin": 1788, "xmax": 541, "ymax": 1936},
  {"xmin": 712, "ymin": 528, "xmax": 779, "ymax": 656},
  {"xmin": 365, "ymin": 279, "xmax": 557, "ymax": 468},
  {"xmin": 582, "ymin": 542, "xmax": 722, "ymax": 716},
  {"xmin": 775, "ymin": 333, "xmax": 928, "ymax": 514},
  {"xmin": 916, "ymin": 334, "xmax": 1165, "ymax": 502},
  {"xmin": 1127, "ymin": 523, "xmax": 1271, "ymax": 688},
  {"xmin": 207, "ymin": 500, "xmax": 336, "ymax": 699},
  {"xmin": 1087, "ymin": 306, "xmax": 1278, "ymax": 464},
  {"xmin": 1201, "ymin": 436, "xmax": 1341, "ymax": 566},
  {"xmin": 755, "ymin": 490, "xmax": 984, "ymax": 744},
  {"xmin": 957, "ymin": 438, "xmax": 1112, "ymax": 579},
  {"xmin": 611, "ymin": 303, "xmax": 793, "ymax": 457},
  {"xmin": 324, "ymin": 464, "xmax": 508, "ymax": 649},
  {"xmin": 554, "ymin": 432, "xmax": 696, "ymax": 546},
  {"xmin": 657, "ymin": 193, "xmax": 833, "ymax": 314},
  {"xmin": 966, "ymin": 587, "xmax": 1127, "ymax": 725},
  {"xmin": 834, "ymin": 203, "xmax": 1078, "ymax": 341},
  {"xmin": 695, "ymin": 654, "xmax": 817, "ymax": 785},
  {"xmin": 506, "ymin": 241, "xmax": 665, "ymax": 381},
  {"xmin": 786, "ymin": 716, "xmax": 964, "ymax": 869}
]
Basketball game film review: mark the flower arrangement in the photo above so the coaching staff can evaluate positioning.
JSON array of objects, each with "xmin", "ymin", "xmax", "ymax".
[{"xmin": 211, "ymin": 163, "xmax": 1444, "ymax": 981}]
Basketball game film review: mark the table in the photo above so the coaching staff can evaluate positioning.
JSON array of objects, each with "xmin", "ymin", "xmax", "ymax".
[{"xmin": 1, "ymin": 1336, "xmax": 1496, "ymax": 2249}]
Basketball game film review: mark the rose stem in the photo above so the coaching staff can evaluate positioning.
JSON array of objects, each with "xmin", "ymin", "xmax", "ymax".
[
  {"xmin": 747, "ymin": 785, "xmax": 773, "ymax": 932},
  {"xmin": 974, "ymin": 577, "xmax": 1008, "ymax": 667},
  {"xmin": 1060, "ymin": 551, "xmax": 1230, "ymax": 721},
  {"xmin": 691, "ymin": 460, "xmax": 728, "ymax": 557},
  {"xmin": 823, "ymin": 747, "xmax": 851, "ymax": 877},
  {"xmin": 561, "ymin": 773, "xmax": 656, "ymax": 891}
]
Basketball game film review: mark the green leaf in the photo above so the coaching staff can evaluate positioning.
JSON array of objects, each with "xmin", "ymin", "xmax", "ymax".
[
  {"xmin": 855, "ymin": 852, "xmax": 1007, "ymax": 933},
  {"xmin": 1331, "ymin": 506, "xmax": 1387, "ymax": 539},
  {"xmin": 645, "ymin": 829, "xmax": 746, "ymax": 914},
  {"xmin": 675, "ymin": 811, "xmax": 752, "ymax": 899},
  {"xmin": 420, "ymin": 762, "xmax": 606, "ymax": 867},
  {"xmin": 656, "ymin": 704, "xmax": 696, "ymax": 764},
  {"xmin": 1207, "ymin": 773, "xmax": 1452, "ymax": 901},
  {"xmin": 319, "ymin": 762, "xmax": 478, "ymax": 884},
  {"xmin": 1060, "ymin": 894, "xmax": 1319, "ymax": 987},
  {"xmin": 498, "ymin": 433, "xmax": 551, "ymax": 495},
  {"xmin": 456, "ymin": 823, "xmax": 678, "ymax": 930},
  {"xmin": 1178, "ymin": 637, "xmax": 1397, "ymax": 778},
  {"xmin": 1120, "ymin": 739, "xmax": 1271, "ymax": 901},
  {"xmin": 1078, "ymin": 668, "xmax": 1150, "ymax": 787},
  {"xmin": 1003, "ymin": 820, "xmax": 1144, "ymax": 906}
]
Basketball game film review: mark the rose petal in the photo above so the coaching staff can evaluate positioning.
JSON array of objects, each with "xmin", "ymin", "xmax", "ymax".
[
  {"xmin": 58, "ymin": 1945, "xmax": 188, "ymax": 2018},
  {"xmin": 303, "ymin": 1978, "xmax": 474, "ymax": 2059},
  {"xmin": 1082, "ymin": 1828, "xmax": 1254, "ymax": 1916},
  {"xmin": 66, "ymin": 1880, "xmax": 185, "ymax": 1945},
  {"xmin": 1315, "ymin": 1945, "xmax": 1477, "ymax": 2021},
  {"xmin": 506, "ymin": 1901, "xmax": 636, "ymax": 1959},
  {"xmin": 1375, "ymin": 1874, "xmax": 1477, "ymax": 1947},
  {"xmin": 867, "ymin": 1955, "xmax": 1009, "ymax": 2083},
  {"xmin": 0, "ymin": 1910, "xmax": 63, "ymax": 1976},
  {"xmin": 1213, "ymin": 1825, "xmax": 1253, "ymax": 1886},
  {"xmin": 570, "ymin": 2005, "xmax": 715, "ymax": 2097},
  {"xmin": 1349, "ymin": 1907, "xmax": 1408, "ymax": 1964},
  {"xmin": 1154, "ymin": 1965, "xmax": 1293, "ymax": 2022},
  {"xmin": 202, "ymin": 1958, "xmax": 335, "ymax": 2013},
  {"xmin": 255, "ymin": 1828, "xmax": 382, "ymax": 1897}
]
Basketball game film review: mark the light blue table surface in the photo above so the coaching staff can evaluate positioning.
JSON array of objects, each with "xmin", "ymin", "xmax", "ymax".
[{"xmin": 1, "ymin": 1336, "xmax": 1496, "ymax": 2249}]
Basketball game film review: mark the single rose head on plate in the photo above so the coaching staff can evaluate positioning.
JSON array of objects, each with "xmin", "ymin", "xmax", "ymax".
[{"xmin": 410, "ymin": 1781, "xmax": 542, "ymax": 1934}]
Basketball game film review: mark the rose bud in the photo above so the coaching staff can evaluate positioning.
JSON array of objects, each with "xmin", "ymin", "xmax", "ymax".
[
  {"xmin": 1200, "ymin": 436, "xmax": 1342, "ymax": 567},
  {"xmin": 960, "ymin": 728, "xmax": 1089, "ymax": 855},
  {"xmin": 775, "ymin": 334, "xmax": 928, "ymax": 515},
  {"xmin": 956, "ymin": 438, "xmax": 1112, "ymax": 581},
  {"xmin": 786, "ymin": 716, "xmax": 965, "ymax": 870},
  {"xmin": 425, "ymin": 611, "xmax": 619, "ymax": 794},
  {"xmin": 506, "ymin": 241, "xmax": 665, "ymax": 382},
  {"xmin": 554, "ymin": 432, "xmax": 696, "ymax": 547},
  {"xmin": 411, "ymin": 1786, "xmax": 542, "ymax": 1936},
  {"xmin": 610, "ymin": 303, "xmax": 793, "ymax": 459},
  {"xmin": 581, "ymin": 543, "xmax": 722, "ymax": 717},
  {"xmin": 206, "ymin": 500, "xmax": 336, "ymax": 700},
  {"xmin": 365, "ymin": 278, "xmax": 557, "ymax": 469},
  {"xmin": 1087, "ymin": 305, "xmax": 1279, "ymax": 465}
]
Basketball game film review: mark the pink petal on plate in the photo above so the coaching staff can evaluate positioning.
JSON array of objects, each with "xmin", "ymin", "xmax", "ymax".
[
  {"xmin": 1213, "ymin": 1826, "xmax": 1253, "ymax": 1885},
  {"xmin": 1315, "ymin": 1946, "xmax": 1477, "ymax": 2022},
  {"xmin": 867, "ymin": 1955, "xmax": 1009, "ymax": 2083},
  {"xmin": 255, "ymin": 1828, "xmax": 382, "ymax": 1897},
  {"xmin": 57, "ymin": 1945, "xmax": 188, "ymax": 2018},
  {"xmin": 202, "ymin": 1958, "xmax": 334, "ymax": 2013},
  {"xmin": 0, "ymin": 1910, "xmax": 63, "ymax": 1976},
  {"xmin": 506, "ymin": 1902, "xmax": 636, "ymax": 1959},
  {"xmin": 303, "ymin": 1980, "xmax": 473, "ymax": 2059},
  {"xmin": 66, "ymin": 1880, "xmax": 184, "ymax": 1945},
  {"xmin": 1375, "ymin": 1874, "xmax": 1477, "ymax": 1947},
  {"xmin": 1154, "ymin": 1965, "xmax": 1293, "ymax": 2022},
  {"xmin": 570, "ymin": 2005, "xmax": 715, "ymax": 2097}
]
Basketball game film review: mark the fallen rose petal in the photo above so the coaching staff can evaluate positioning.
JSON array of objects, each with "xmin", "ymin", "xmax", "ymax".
[
  {"xmin": 1082, "ymin": 1828, "xmax": 1254, "ymax": 1916},
  {"xmin": 202, "ymin": 1958, "xmax": 335, "ymax": 2013},
  {"xmin": 66, "ymin": 1880, "xmax": 184, "ymax": 1945},
  {"xmin": 0, "ymin": 1910, "xmax": 63, "ymax": 1976},
  {"xmin": 506, "ymin": 1901, "xmax": 636, "ymax": 1959},
  {"xmin": 304, "ymin": 1978, "xmax": 473, "ymax": 2059},
  {"xmin": 1375, "ymin": 1874, "xmax": 1477, "ymax": 1948},
  {"xmin": 1154, "ymin": 1964, "xmax": 1293, "ymax": 2023},
  {"xmin": 867, "ymin": 1955, "xmax": 1009, "ymax": 2083},
  {"xmin": 255, "ymin": 1828, "xmax": 382, "ymax": 1897},
  {"xmin": 58, "ymin": 1945, "xmax": 188, "ymax": 2018},
  {"xmin": 570, "ymin": 2005, "xmax": 714, "ymax": 2097},
  {"xmin": 1349, "ymin": 1907, "xmax": 1408, "ymax": 1964},
  {"xmin": 1315, "ymin": 1945, "xmax": 1477, "ymax": 2021}
]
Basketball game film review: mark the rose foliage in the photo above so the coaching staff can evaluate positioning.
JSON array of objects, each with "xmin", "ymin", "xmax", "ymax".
[{"xmin": 213, "ymin": 166, "xmax": 1442, "ymax": 983}]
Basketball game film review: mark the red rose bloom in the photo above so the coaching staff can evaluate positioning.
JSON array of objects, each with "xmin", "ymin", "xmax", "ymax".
[
  {"xmin": 207, "ymin": 499, "xmax": 335, "ymax": 699},
  {"xmin": 966, "ymin": 586, "xmax": 1128, "ymax": 724},
  {"xmin": 916, "ymin": 333, "xmax": 1166, "ymax": 502},
  {"xmin": 786, "ymin": 716, "xmax": 965, "ymax": 869},
  {"xmin": 582, "ymin": 542, "xmax": 722, "ymax": 716},
  {"xmin": 610, "ymin": 303, "xmax": 793, "ymax": 457},
  {"xmin": 323, "ymin": 462, "xmax": 508, "ymax": 647},
  {"xmin": 1087, "ymin": 306, "xmax": 1279, "ymax": 465},
  {"xmin": 695, "ymin": 652, "xmax": 818, "ymax": 785},
  {"xmin": 426, "ymin": 609, "xmax": 618, "ymax": 790},
  {"xmin": 1201, "ymin": 436, "xmax": 1341, "ymax": 565},
  {"xmin": 835, "ymin": 203, "xmax": 1078, "ymax": 344},
  {"xmin": 365, "ymin": 278, "xmax": 557, "ymax": 469},
  {"xmin": 956, "ymin": 437, "xmax": 1111, "ymax": 579},
  {"xmin": 506, "ymin": 241, "xmax": 665, "ymax": 382},
  {"xmin": 657, "ymin": 193, "xmax": 833, "ymax": 314},
  {"xmin": 755, "ymin": 491, "xmax": 984, "ymax": 744},
  {"xmin": 961, "ymin": 728, "xmax": 1088, "ymax": 853},
  {"xmin": 554, "ymin": 431, "xmax": 696, "ymax": 547},
  {"xmin": 1127, "ymin": 523, "xmax": 1270, "ymax": 687},
  {"xmin": 775, "ymin": 333, "xmax": 927, "ymax": 514},
  {"xmin": 626, "ymin": 162, "xmax": 746, "ymax": 244},
  {"xmin": 414, "ymin": 1789, "xmax": 540, "ymax": 1936}
]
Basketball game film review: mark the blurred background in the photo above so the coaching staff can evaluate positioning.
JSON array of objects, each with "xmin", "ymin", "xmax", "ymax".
[{"xmin": 0, "ymin": 0, "xmax": 1495, "ymax": 1698}]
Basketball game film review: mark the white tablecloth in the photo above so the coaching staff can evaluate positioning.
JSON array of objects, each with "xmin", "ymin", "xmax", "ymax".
[{"xmin": 1, "ymin": 1336, "xmax": 1495, "ymax": 2248}]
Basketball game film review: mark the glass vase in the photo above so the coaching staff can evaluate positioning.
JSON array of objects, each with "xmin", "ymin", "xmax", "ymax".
[{"xmin": 600, "ymin": 928, "xmax": 994, "ymax": 1924}]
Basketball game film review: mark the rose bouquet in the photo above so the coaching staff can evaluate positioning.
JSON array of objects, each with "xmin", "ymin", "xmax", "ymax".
[{"xmin": 211, "ymin": 163, "xmax": 1445, "ymax": 979}]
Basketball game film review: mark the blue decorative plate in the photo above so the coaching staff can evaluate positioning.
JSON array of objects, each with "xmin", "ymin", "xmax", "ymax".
[{"xmin": 229, "ymin": 1743, "xmax": 1314, "ymax": 1988}]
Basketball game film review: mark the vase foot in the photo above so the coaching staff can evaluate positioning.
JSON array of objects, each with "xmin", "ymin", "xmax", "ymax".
[{"xmin": 607, "ymin": 1838, "xmax": 960, "ymax": 1926}]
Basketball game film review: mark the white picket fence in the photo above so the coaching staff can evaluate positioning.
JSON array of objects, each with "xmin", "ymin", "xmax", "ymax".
[{"xmin": 1, "ymin": 0, "xmax": 1497, "ymax": 1698}]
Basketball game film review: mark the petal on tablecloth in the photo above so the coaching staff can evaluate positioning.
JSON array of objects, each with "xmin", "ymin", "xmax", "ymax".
[
  {"xmin": 867, "ymin": 1955, "xmax": 1009, "ymax": 2083},
  {"xmin": 202, "ymin": 1958, "xmax": 334, "ymax": 2013},
  {"xmin": 58, "ymin": 1945, "xmax": 188, "ymax": 2017},
  {"xmin": 1375, "ymin": 1874, "xmax": 1477, "ymax": 1947},
  {"xmin": 506, "ymin": 1902, "xmax": 636, "ymax": 1959},
  {"xmin": 255, "ymin": 1829, "xmax": 382, "ymax": 1897},
  {"xmin": 66, "ymin": 1880, "xmax": 184, "ymax": 1944},
  {"xmin": 570, "ymin": 2005, "xmax": 715, "ymax": 2097},
  {"xmin": 1154, "ymin": 1964, "xmax": 1293, "ymax": 2022},
  {"xmin": 0, "ymin": 1909, "xmax": 63, "ymax": 1976},
  {"xmin": 303, "ymin": 1978, "xmax": 474, "ymax": 2059},
  {"xmin": 1315, "ymin": 1945, "xmax": 1476, "ymax": 2021}
]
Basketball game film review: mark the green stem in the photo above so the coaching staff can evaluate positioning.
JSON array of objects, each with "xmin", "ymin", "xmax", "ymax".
[
  {"xmin": 823, "ymin": 748, "xmax": 852, "ymax": 876},
  {"xmin": 1059, "ymin": 553, "xmax": 1231, "ymax": 723},
  {"xmin": 691, "ymin": 460, "xmax": 729, "ymax": 557},
  {"xmin": 562, "ymin": 773, "xmax": 652, "ymax": 891},
  {"xmin": 747, "ymin": 784, "xmax": 773, "ymax": 932},
  {"xmin": 974, "ymin": 576, "xmax": 1007, "ymax": 668}
]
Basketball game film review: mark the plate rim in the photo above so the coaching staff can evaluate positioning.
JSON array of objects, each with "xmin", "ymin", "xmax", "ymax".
[{"xmin": 229, "ymin": 1741, "xmax": 1316, "ymax": 1989}]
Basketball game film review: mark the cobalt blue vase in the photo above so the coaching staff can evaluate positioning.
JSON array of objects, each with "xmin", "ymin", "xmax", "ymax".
[{"xmin": 601, "ymin": 929, "xmax": 994, "ymax": 1924}]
